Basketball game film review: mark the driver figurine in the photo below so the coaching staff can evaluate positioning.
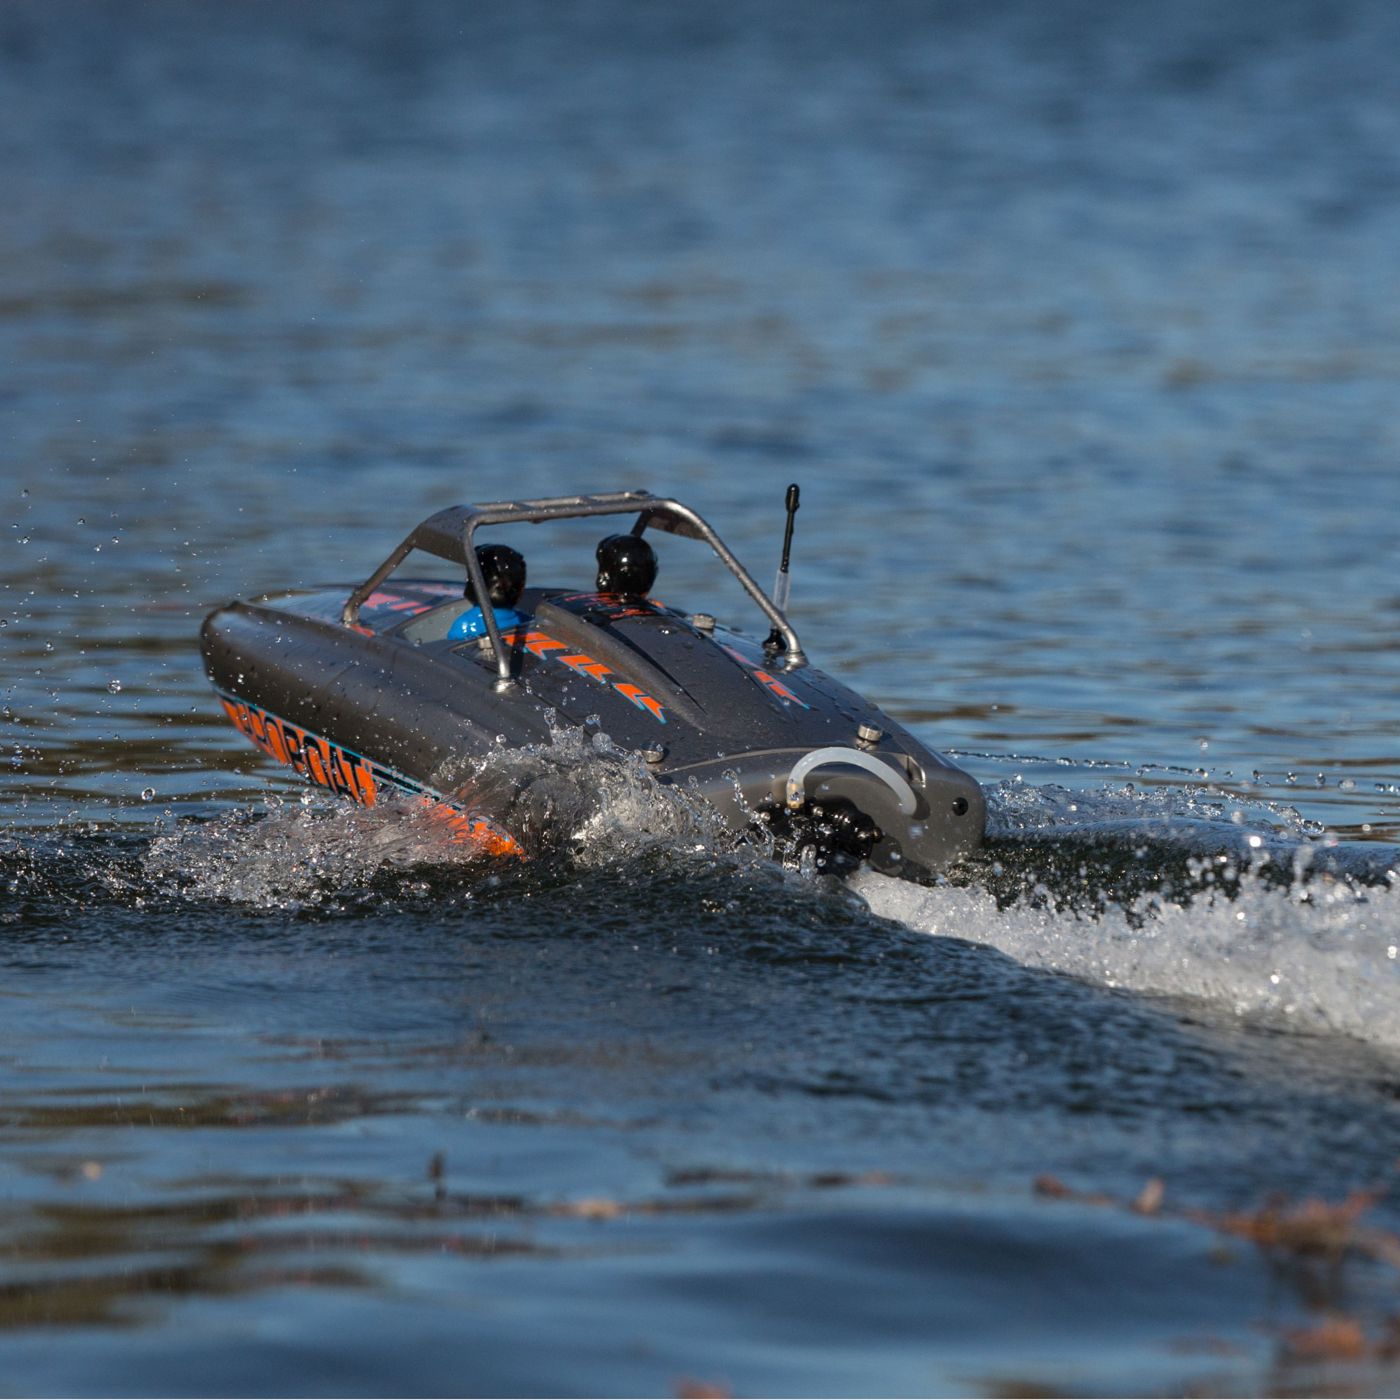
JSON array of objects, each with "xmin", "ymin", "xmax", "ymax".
[
  {"xmin": 595, "ymin": 533, "xmax": 658, "ymax": 598},
  {"xmin": 448, "ymin": 543, "xmax": 527, "ymax": 641}
]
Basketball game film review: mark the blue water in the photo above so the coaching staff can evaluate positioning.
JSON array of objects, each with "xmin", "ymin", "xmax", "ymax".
[{"xmin": 5, "ymin": 1, "xmax": 1400, "ymax": 1393}]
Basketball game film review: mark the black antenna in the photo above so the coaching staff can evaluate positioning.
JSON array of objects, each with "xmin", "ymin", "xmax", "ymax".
[{"xmin": 766, "ymin": 483, "xmax": 800, "ymax": 650}]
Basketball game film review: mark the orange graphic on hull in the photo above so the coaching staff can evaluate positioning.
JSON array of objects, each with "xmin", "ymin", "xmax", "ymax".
[
  {"xmin": 614, "ymin": 683, "xmax": 666, "ymax": 722},
  {"xmin": 217, "ymin": 694, "xmax": 521, "ymax": 858},
  {"xmin": 721, "ymin": 646, "xmax": 811, "ymax": 709},
  {"xmin": 517, "ymin": 631, "xmax": 568, "ymax": 658},
  {"xmin": 561, "ymin": 653, "xmax": 612, "ymax": 682},
  {"xmin": 498, "ymin": 629, "xmax": 667, "ymax": 723},
  {"xmin": 221, "ymin": 697, "xmax": 379, "ymax": 803},
  {"xmin": 418, "ymin": 799, "xmax": 522, "ymax": 856}
]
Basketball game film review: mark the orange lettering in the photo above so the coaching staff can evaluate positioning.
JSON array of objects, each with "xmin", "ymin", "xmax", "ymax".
[
  {"xmin": 304, "ymin": 738, "xmax": 329, "ymax": 788},
  {"xmin": 352, "ymin": 763, "xmax": 377, "ymax": 805},
  {"xmin": 263, "ymin": 716, "xmax": 290, "ymax": 765}
]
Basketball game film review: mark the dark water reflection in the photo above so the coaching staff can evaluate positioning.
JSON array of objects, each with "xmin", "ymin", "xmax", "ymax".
[
  {"xmin": 5, "ymin": 0, "xmax": 1400, "ymax": 1393},
  {"xmin": 3, "ymin": 841, "xmax": 1400, "ymax": 1393}
]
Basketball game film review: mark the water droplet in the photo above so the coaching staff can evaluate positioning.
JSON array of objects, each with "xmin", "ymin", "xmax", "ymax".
[
  {"xmin": 107, "ymin": 680, "xmax": 121, "ymax": 693},
  {"xmin": 1339, "ymin": 778, "xmax": 1356, "ymax": 792},
  {"xmin": 141, "ymin": 787, "xmax": 155, "ymax": 801},
  {"xmin": 19, "ymin": 489, "xmax": 28, "ymax": 497}
]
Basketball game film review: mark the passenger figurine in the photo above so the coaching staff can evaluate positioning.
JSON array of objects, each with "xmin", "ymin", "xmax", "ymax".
[
  {"xmin": 447, "ymin": 543, "xmax": 527, "ymax": 641},
  {"xmin": 595, "ymin": 533, "xmax": 658, "ymax": 598}
]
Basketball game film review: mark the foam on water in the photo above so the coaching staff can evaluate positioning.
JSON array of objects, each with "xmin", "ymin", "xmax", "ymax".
[
  {"xmin": 856, "ymin": 853, "xmax": 1400, "ymax": 1048},
  {"xmin": 908, "ymin": 778, "xmax": 1400, "ymax": 1044}
]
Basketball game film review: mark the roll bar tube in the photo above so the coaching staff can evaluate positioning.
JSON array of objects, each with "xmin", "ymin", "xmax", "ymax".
[{"xmin": 341, "ymin": 490, "xmax": 806, "ymax": 685}]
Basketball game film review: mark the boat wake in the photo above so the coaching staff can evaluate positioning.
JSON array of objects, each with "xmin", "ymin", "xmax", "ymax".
[
  {"xmin": 11, "ymin": 728, "xmax": 1395, "ymax": 1044},
  {"xmin": 857, "ymin": 861, "xmax": 1400, "ymax": 1045},
  {"xmin": 857, "ymin": 777, "xmax": 1400, "ymax": 1045}
]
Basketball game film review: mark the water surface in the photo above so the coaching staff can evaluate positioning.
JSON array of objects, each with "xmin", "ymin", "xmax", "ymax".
[{"xmin": 4, "ymin": 1, "xmax": 1400, "ymax": 1394}]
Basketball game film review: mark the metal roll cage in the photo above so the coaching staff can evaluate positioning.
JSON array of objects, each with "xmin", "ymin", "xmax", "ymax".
[{"xmin": 341, "ymin": 489, "xmax": 806, "ymax": 685}]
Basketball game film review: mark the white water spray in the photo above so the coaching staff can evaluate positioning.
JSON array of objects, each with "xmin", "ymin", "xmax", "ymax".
[{"xmin": 854, "ymin": 860, "xmax": 1400, "ymax": 1046}]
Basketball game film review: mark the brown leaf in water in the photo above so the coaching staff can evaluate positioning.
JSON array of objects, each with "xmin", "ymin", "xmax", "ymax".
[
  {"xmin": 1357, "ymin": 1230, "xmax": 1400, "ymax": 1272},
  {"xmin": 674, "ymin": 1380, "xmax": 732, "ymax": 1399},
  {"xmin": 553, "ymin": 1197, "xmax": 625, "ymax": 1220},
  {"xmin": 1376, "ymin": 1314, "xmax": 1400, "ymax": 1361},
  {"xmin": 1132, "ymin": 1177, "xmax": 1165, "ymax": 1216},
  {"xmin": 811, "ymin": 1170, "xmax": 895, "ymax": 1189},
  {"xmin": 1283, "ymin": 1315, "xmax": 1367, "ymax": 1362},
  {"xmin": 1032, "ymin": 1175, "xmax": 1112, "ymax": 1206},
  {"xmin": 1202, "ymin": 1189, "xmax": 1383, "ymax": 1256}
]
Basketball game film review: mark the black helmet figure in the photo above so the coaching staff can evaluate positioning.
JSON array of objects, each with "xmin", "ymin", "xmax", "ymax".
[
  {"xmin": 596, "ymin": 533, "xmax": 657, "ymax": 597},
  {"xmin": 466, "ymin": 543, "xmax": 526, "ymax": 608}
]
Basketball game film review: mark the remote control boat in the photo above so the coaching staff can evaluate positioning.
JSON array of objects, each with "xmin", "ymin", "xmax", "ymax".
[{"xmin": 201, "ymin": 490, "xmax": 985, "ymax": 880}]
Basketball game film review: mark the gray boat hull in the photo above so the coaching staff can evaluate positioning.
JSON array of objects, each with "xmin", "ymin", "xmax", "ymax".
[{"xmin": 202, "ymin": 582, "xmax": 985, "ymax": 880}]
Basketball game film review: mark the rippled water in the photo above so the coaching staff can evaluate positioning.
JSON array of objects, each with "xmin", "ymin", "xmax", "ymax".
[{"xmin": 5, "ymin": 0, "xmax": 1400, "ymax": 1394}]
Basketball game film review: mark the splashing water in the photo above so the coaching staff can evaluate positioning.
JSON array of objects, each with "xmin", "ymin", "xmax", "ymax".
[
  {"xmin": 844, "ymin": 776, "xmax": 1400, "ymax": 1045},
  {"xmin": 429, "ymin": 715, "xmax": 741, "ymax": 870},
  {"xmin": 141, "ymin": 795, "xmax": 496, "ymax": 911},
  {"xmin": 140, "ymin": 719, "xmax": 749, "ymax": 911},
  {"xmin": 986, "ymin": 777, "xmax": 1324, "ymax": 840},
  {"xmin": 135, "ymin": 719, "xmax": 1400, "ymax": 1041},
  {"xmin": 857, "ymin": 866, "xmax": 1400, "ymax": 1044}
]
